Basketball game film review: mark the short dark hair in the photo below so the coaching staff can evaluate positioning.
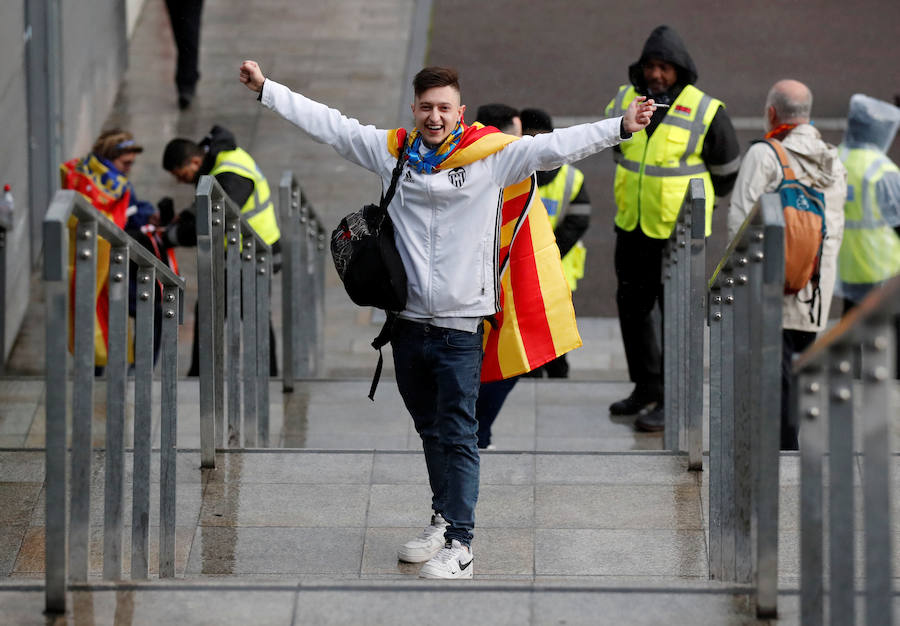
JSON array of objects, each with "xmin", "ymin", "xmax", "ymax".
[
  {"xmin": 413, "ymin": 66, "xmax": 460, "ymax": 97},
  {"xmin": 162, "ymin": 138, "xmax": 203, "ymax": 171},
  {"xmin": 520, "ymin": 108, "xmax": 554, "ymax": 134},
  {"xmin": 475, "ymin": 103, "xmax": 519, "ymax": 133}
]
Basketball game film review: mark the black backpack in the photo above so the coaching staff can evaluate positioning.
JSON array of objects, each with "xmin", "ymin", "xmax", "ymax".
[{"xmin": 330, "ymin": 148, "xmax": 408, "ymax": 311}]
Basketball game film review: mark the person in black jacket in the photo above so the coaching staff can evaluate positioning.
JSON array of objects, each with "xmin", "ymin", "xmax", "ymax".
[
  {"xmin": 605, "ymin": 25, "xmax": 741, "ymax": 433},
  {"xmin": 162, "ymin": 125, "xmax": 280, "ymax": 376}
]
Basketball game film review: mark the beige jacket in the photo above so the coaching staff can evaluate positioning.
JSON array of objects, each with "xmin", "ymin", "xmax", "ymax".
[{"xmin": 727, "ymin": 124, "xmax": 847, "ymax": 332}]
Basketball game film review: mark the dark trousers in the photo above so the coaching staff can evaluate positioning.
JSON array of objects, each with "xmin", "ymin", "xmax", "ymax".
[
  {"xmin": 164, "ymin": 0, "xmax": 204, "ymax": 94},
  {"xmin": 475, "ymin": 376, "xmax": 519, "ymax": 448},
  {"xmin": 780, "ymin": 328, "xmax": 817, "ymax": 450},
  {"xmin": 614, "ymin": 226, "xmax": 666, "ymax": 401},
  {"xmin": 391, "ymin": 319, "xmax": 484, "ymax": 546}
]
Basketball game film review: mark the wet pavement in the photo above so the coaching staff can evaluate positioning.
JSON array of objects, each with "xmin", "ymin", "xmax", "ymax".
[{"xmin": 2, "ymin": 0, "xmax": 900, "ymax": 623}]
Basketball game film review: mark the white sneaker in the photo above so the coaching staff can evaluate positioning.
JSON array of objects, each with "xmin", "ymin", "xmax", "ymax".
[
  {"xmin": 398, "ymin": 513, "xmax": 448, "ymax": 563},
  {"xmin": 418, "ymin": 539, "xmax": 474, "ymax": 579}
]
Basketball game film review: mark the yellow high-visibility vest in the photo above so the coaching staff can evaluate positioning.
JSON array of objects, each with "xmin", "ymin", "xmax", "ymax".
[
  {"xmin": 605, "ymin": 84, "xmax": 721, "ymax": 239},
  {"xmin": 838, "ymin": 146, "xmax": 900, "ymax": 285},
  {"xmin": 211, "ymin": 148, "xmax": 281, "ymax": 245},
  {"xmin": 539, "ymin": 164, "xmax": 587, "ymax": 291}
]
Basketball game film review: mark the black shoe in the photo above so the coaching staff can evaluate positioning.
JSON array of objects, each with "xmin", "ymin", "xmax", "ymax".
[
  {"xmin": 178, "ymin": 93, "xmax": 193, "ymax": 110},
  {"xmin": 634, "ymin": 405, "xmax": 665, "ymax": 432},
  {"xmin": 609, "ymin": 389, "xmax": 658, "ymax": 416}
]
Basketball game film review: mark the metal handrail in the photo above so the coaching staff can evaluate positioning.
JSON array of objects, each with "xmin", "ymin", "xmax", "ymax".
[
  {"xmin": 661, "ymin": 178, "xmax": 706, "ymax": 468},
  {"xmin": 195, "ymin": 175, "xmax": 272, "ymax": 467},
  {"xmin": 792, "ymin": 275, "xmax": 899, "ymax": 626},
  {"xmin": 43, "ymin": 190, "xmax": 185, "ymax": 614},
  {"xmin": 706, "ymin": 192, "xmax": 784, "ymax": 617},
  {"xmin": 279, "ymin": 171, "xmax": 325, "ymax": 391}
]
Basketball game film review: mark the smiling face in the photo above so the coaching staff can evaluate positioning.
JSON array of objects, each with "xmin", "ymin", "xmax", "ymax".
[
  {"xmin": 642, "ymin": 58, "xmax": 678, "ymax": 95},
  {"xmin": 412, "ymin": 85, "xmax": 466, "ymax": 147}
]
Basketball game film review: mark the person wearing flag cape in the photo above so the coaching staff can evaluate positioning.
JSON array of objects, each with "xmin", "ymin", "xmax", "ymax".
[{"xmin": 239, "ymin": 60, "xmax": 654, "ymax": 579}]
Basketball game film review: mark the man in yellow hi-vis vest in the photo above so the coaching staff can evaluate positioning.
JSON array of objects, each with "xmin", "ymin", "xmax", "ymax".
[
  {"xmin": 836, "ymin": 94, "xmax": 900, "ymax": 377},
  {"xmin": 162, "ymin": 125, "xmax": 281, "ymax": 376},
  {"xmin": 604, "ymin": 25, "xmax": 740, "ymax": 433}
]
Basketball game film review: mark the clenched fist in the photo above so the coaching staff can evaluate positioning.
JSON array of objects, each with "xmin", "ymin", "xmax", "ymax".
[{"xmin": 239, "ymin": 60, "xmax": 266, "ymax": 93}]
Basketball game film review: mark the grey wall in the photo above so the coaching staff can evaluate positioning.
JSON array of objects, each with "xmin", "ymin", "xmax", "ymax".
[
  {"xmin": 0, "ymin": 2, "xmax": 35, "ymax": 363},
  {"xmin": 0, "ymin": 0, "xmax": 141, "ymax": 363}
]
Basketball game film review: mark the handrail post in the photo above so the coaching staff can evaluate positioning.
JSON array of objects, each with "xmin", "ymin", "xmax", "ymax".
[
  {"xmin": 798, "ymin": 364, "xmax": 826, "ymax": 626},
  {"xmin": 685, "ymin": 178, "xmax": 705, "ymax": 470},
  {"xmin": 860, "ymin": 315, "xmax": 894, "ymax": 625},
  {"xmin": 43, "ymin": 194, "xmax": 70, "ymax": 614},
  {"xmin": 103, "ymin": 245, "xmax": 129, "ymax": 580},
  {"xmin": 279, "ymin": 171, "xmax": 297, "ymax": 391},
  {"xmin": 195, "ymin": 179, "xmax": 217, "ymax": 468},
  {"xmin": 69, "ymin": 217, "xmax": 97, "ymax": 582},
  {"xmin": 663, "ymin": 228, "xmax": 678, "ymax": 448},
  {"xmin": 755, "ymin": 194, "xmax": 784, "ymax": 618},
  {"xmin": 226, "ymin": 212, "xmax": 242, "ymax": 447},
  {"xmin": 159, "ymin": 283, "xmax": 181, "ymax": 578},
  {"xmin": 130, "ymin": 264, "xmax": 156, "ymax": 579},
  {"xmin": 241, "ymin": 232, "xmax": 258, "ymax": 446},
  {"xmin": 256, "ymin": 247, "xmax": 271, "ymax": 446},
  {"xmin": 707, "ymin": 284, "xmax": 723, "ymax": 580}
]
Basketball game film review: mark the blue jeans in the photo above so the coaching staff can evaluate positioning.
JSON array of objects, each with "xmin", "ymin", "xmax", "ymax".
[{"xmin": 391, "ymin": 318, "xmax": 483, "ymax": 546}]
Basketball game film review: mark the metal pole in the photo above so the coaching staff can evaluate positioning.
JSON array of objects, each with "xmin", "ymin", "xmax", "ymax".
[
  {"xmin": 297, "ymin": 205, "xmax": 314, "ymax": 378},
  {"xmin": 827, "ymin": 343, "xmax": 855, "ymax": 626},
  {"xmin": 314, "ymin": 224, "xmax": 326, "ymax": 375},
  {"xmin": 226, "ymin": 217, "xmax": 242, "ymax": 447},
  {"xmin": 707, "ymin": 286, "xmax": 723, "ymax": 580},
  {"xmin": 69, "ymin": 219, "xmax": 97, "ymax": 582},
  {"xmin": 103, "ymin": 246, "xmax": 129, "ymax": 580},
  {"xmin": 241, "ymin": 235, "xmax": 258, "ymax": 446},
  {"xmin": 195, "ymin": 181, "xmax": 216, "ymax": 468},
  {"xmin": 861, "ymin": 317, "xmax": 894, "ymax": 626},
  {"xmin": 720, "ymin": 274, "xmax": 736, "ymax": 581},
  {"xmin": 663, "ymin": 243, "xmax": 675, "ymax": 444},
  {"xmin": 280, "ymin": 172, "xmax": 296, "ymax": 391},
  {"xmin": 257, "ymin": 250, "xmax": 271, "ymax": 447},
  {"xmin": 212, "ymin": 201, "xmax": 226, "ymax": 449},
  {"xmin": 732, "ymin": 263, "xmax": 753, "ymax": 584},
  {"xmin": 686, "ymin": 179, "xmax": 705, "ymax": 470},
  {"xmin": 158, "ymin": 284, "xmax": 180, "ymax": 578},
  {"xmin": 755, "ymin": 197, "xmax": 784, "ymax": 619},
  {"xmin": 131, "ymin": 265, "xmax": 155, "ymax": 579},
  {"xmin": 43, "ymin": 211, "xmax": 68, "ymax": 613},
  {"xmin": 798, "ymin": 367, "xmax": 826, "ymax": 626}
]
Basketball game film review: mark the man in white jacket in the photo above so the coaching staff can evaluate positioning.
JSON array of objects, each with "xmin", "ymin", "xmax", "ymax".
[
  {"xmin": 727, "ymin": 79, "xmax": 847, "ymax": 450},
  {"xmin": 239, "ymin": 60, "xmax": 654, "ymax": 578}
]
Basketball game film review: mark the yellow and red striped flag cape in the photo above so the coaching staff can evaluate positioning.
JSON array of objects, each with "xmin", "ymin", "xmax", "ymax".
[{"xmin": 388, "ymin": 124, "xmax": 582, "ymax": 382}]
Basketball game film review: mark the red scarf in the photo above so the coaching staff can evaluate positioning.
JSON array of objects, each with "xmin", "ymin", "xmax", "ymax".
[{"xmin": 765, "ymin": 123, "xmax": 798, "ymax": 141}]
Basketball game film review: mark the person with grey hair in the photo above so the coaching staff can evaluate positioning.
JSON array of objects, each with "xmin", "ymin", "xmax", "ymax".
[{"xmin": 727, "ymin": 79, "xmax": 847, "ymax": 449}]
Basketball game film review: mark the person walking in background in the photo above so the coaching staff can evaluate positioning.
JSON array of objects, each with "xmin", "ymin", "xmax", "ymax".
[
  {"xmin": 164, "ymin": 0, "xmax": 204, "ymax": 109},
  {"xmin": 835, "ymin": 94, "xmax": 900, "ymax": 375},
  {"xmin": 727, "ymin": 79, "xmax": 847, "ymax": 450},
  {"xmin": 604, "ymin": 25, "xmax": 740, "ymax": 433},
  {"xmin": 239, "ymin": 59, "xmax": 655, "ymax": 578},
  {"xmin": 162, "ymin": 125, "xmax": 281, "ymax": 376}
]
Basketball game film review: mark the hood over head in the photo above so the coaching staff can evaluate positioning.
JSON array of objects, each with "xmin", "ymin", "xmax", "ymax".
[
  {"xmin": 843, "ymin": 94, "xmax": 900, "ymax": 153},
  {"xmin": 628, "ymin": 25, "xmax": 698, "ymax": 94},
  {"xmin": 781, "ymin": 124, "xmax": 844, "ymax": 189},
  {"xmin": 199, "ymin": 125, "xmax": 238, "ymax": 175}
]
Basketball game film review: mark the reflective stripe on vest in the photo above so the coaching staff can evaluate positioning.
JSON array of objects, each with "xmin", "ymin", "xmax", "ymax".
[
  {"xmin": 605, "ymin": 84, "xmax": 721, "ymax": 239},
  {"xmin": 538, "ymin": 164, "xmax": 587, "ymax": 291},
  {"xmin": 837, "ymin": 146, "xmax": 900, "ymax": 285},
  {"xmin": 211, "ymin": 148, "xmax": 281, "ymax": 245}
]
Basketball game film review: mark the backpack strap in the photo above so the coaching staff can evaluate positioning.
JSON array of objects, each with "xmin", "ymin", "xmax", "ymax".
[
  {"xmin": 762, "ymin": 138, "xmax": 798, "ymax": 181},
  {"xmin": 375, "ymin": 142, "xmax": 407, "ymax": 229},
  {"xmin": 368, "ymin": 312, "xmax": 397, "ymax": 401}
]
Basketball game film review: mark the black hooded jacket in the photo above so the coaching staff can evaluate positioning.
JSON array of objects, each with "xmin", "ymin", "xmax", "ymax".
[
  {"xmin": 616, "ymin": 25, "xmax": 740, "ymax": 198},
  {"xmin": 197, "ymin": 125, "xmax": 255, "ymax": 208}
]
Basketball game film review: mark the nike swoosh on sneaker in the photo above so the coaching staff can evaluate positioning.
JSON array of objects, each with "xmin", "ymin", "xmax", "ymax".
[{"xmin": 459, "ymin": 557, "xmax": 472, "ymax": 571}]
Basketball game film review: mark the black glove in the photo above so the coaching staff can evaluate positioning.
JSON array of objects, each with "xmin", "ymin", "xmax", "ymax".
[{"xmin": 157, "ymin": 197, "xmax": 175, "ymax": 226}]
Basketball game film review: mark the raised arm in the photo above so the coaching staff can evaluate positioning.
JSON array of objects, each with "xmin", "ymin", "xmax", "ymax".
[
  {"xmin": 491, "ymin": 97, "xmax": 656, "ymax": 187},
  {"xmin": 239, "ymin": 60, "xmax": 390, "ymax": 174}
]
